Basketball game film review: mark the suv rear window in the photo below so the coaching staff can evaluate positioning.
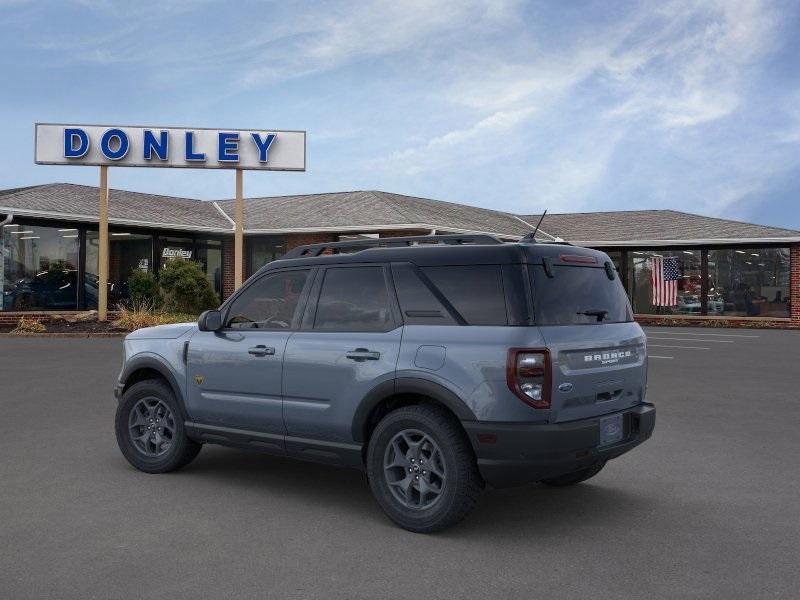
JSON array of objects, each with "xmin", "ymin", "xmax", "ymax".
[
  {"xmin": 421, "ymin": 265, "xmax": 507, "ymax": 326},
  {"xmin": 530, "ymin": 265, "xmax": 632, "ymax": 325}
]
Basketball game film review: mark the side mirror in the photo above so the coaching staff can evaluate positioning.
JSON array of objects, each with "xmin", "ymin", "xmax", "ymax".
[{"xmin": 198, "ymin": 309, "xmax": 223, "ymax": 332}]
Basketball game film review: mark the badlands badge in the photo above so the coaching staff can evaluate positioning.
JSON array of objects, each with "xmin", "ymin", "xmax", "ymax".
[{"xmin": 194, "ymin": 374, "xmax": 204, "ymax": 385}]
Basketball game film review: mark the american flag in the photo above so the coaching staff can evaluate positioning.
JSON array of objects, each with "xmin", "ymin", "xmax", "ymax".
[{"xmin": 651, "ymin": 256, "xmax": 679, "ymax": 306}]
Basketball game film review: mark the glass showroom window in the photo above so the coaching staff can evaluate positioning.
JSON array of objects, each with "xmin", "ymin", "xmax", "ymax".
[
  {"xmin": 707, "ymin": 248, "xmax": 790, "ymax": 318},
  {"xmin": 85, "ymin": 230, "xmax": 154, "ymax": 308},
  {"xmin": 196, "ymin": 239, "xmax": 223, "ymax": 300},
  {"xmin": 1, "ymin": 223, "xmax": 80, "ymax": 310},
  {"xmin": 629, "ymin": 249, "xmax": 702, "ymax": 315},
  {"xmin": 247, "ymin": 236, "xmax": 287, "ymax": 277}
]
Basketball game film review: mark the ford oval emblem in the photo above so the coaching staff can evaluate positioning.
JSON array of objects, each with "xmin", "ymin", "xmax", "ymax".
[{"xmin": 558, "ymin": 382, "xmax": 574, "ymax": 393}]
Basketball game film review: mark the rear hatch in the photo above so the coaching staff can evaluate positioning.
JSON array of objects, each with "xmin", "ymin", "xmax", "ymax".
[{"xmin": 528, "ymin": 253, "xmax": 646, "ymax": 423}]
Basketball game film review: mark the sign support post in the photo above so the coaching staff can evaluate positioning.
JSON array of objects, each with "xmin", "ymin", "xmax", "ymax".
[
  {"xmin": 234, "ymin": 168, "xmax": 244, "ymax": 290},
  {"xmin": 98, "ymin": 166, "xmax": 109, "ymax": 321}
]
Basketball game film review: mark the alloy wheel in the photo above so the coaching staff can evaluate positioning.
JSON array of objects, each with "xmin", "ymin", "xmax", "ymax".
[{"xmin": 383, "ymin": 429, "xmax": 447, "ymax": 510}]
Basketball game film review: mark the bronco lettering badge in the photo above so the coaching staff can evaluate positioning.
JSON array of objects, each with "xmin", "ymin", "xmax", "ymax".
[
  {"xmin": 583, "ymin": 350, "xmax": 633, "ymax": 366},
  {"xmin": 194, "ymin": 374, "xmax": 204, "ymax": 385}
]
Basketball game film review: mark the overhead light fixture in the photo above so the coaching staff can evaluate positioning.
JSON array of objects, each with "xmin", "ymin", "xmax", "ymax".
[
  {"xmin": 2, "ymin": 223, "xmax": 19, "ymax": 228},
  {"xmin": 62, "ymin": 234, "xmax": 79, "ymax": 238},
  {"xmin": 682, "ymin": 251, "xmax": 694, "ymax": 255},
  {"xmin": 745, "ymin": 261, "xmax": 752, "ymax": 265},
  {"xmin": 19, "ymin": 236, "xmax": 40, "ymax": 240},
  {"xmin": 11, "ymin": 230, "xmax": 34, "ymax": 235},
  {"xmin": 735, "ymin": 250, "xmax": 746, "ymax": 254},
  {"xmin": 750, "ymin": 253, "xmax": 759, "ymax": 257},
  {"xmin": 111, "ymin": 232, "xmax": 131, "ymax": 236},
  {"xmin": 58, "ymin": 228, "xmax": 78, "ymax": 232}
]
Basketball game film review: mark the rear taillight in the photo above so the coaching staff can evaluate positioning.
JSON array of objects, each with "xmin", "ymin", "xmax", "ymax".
[{"xmin": 507, "ymin": 348, "xmax": 551, "ymax": 409}]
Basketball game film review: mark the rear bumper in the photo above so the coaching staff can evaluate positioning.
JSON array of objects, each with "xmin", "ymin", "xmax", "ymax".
[{"xmin": 462, "ymin": 403, "xmax": 655, "ymax": 488}]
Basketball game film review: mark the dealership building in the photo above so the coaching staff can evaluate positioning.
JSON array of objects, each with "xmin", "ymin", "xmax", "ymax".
[{"xmin": 1, "ymin": 182, "xmax": 798, "ymax": 327}]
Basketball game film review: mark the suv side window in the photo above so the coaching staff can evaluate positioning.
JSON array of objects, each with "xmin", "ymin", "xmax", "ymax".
[
  {"xmin": 421, "ymin": 265, "xmax": 508, "ymax": 325},
  {"xmin": 225, "ymin": 269, "xmax": 310, "ymax": 329},
  {"xmin": 313, "ymin": 266, "xmax": 393, "ymax": 332}
]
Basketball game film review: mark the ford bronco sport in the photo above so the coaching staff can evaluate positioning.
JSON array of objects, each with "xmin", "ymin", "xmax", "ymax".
[{"xmin": 114, "ymin": 234, "xmax": 655, "ymax": 532}]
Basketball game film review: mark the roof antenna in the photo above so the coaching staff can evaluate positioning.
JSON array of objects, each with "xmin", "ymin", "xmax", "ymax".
[{"xmin": 521, "ymin": 209, "xmax": 547, "ymax": 242}]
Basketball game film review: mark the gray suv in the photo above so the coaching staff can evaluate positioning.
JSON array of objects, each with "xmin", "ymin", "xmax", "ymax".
[{"xmin": 114, "ymin": 235, "xmax": 655, "ymax": 532}]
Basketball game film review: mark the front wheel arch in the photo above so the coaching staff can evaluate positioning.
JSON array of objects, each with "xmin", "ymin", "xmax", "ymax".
[{"xmin": 120, "ymin": 357, "xmax": 188, "ymax": 422}]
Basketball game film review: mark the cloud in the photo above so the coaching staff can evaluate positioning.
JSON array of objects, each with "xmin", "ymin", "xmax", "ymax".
[
  {"xmin": 238, "ymin": 0, "xmax": 521, "ymax": 88},
  {"xmin": 377, "ymin": 106, "xmax": 535, "ymax": 175}
]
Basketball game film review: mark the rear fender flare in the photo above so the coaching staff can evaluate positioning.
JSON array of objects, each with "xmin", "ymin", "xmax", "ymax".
[{"xmin": 351, "ymin": 377, "xmax": 477, "ymax": 443}]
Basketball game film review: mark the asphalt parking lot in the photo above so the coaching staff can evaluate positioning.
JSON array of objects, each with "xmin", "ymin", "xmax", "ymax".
[{"xmin": 1, "ymin": 327, "xmax": 799, "ymax": 600}]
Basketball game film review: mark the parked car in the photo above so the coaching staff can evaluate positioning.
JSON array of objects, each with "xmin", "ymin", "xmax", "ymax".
[
  {"xmin": 113, "ymin": 235, "xmax": 655, "ymax": 533},
  {"xmin": 2, "ymin": 268, "xmax": 78, "ymax": 310}
]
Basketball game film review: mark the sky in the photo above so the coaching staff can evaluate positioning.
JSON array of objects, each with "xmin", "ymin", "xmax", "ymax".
[{"xmin": 1, "ymin": 0, "xmax": 799, "ymax": 229}]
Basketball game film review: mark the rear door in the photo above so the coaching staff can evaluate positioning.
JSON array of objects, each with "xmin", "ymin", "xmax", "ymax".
[
  {"xmin": 283, "ymin": 264, "xmax": 402, "ymax": 458},
  {"xmin": 530, "ymin": 261, "xmax": 647, "ymax": 423}
]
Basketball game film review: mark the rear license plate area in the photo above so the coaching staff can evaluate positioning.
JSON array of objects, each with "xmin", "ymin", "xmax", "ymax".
[{"xmin": 599, "ymin": 413, "xmax": 624, "ymax": 447}]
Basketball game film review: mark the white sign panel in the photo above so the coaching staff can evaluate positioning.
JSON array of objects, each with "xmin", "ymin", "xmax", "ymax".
[{"xmin": 34, "ymin": 123, "xmax": 306, "ymax": 171}]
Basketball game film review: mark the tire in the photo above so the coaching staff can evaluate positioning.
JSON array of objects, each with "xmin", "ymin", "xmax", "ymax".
[
  {"xmin": 540, "ymin": 462, "xmax": 605, "ymax": 487},
  {"xmin": 366, "ymin": 405, "xmax": 483, "ymax": 533},
  {"xmin": 115, "ymin": 379, "xmax": 201, "ymax": 474}
]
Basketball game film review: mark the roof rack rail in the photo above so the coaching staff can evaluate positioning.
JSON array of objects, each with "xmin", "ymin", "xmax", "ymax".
[{"xmin": 283, "ymin": 234, "xmax": 504, "ymax": 259}]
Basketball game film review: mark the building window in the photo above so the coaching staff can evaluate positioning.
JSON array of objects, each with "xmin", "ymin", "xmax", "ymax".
[
  {"xmin": 629, "ymin": 249, "xmax": 702, "ymax": 315},
  {"xmin": 1, "ymin": 223, "xmax": 80, "ymax": 311},
  {"xmin": 196, "ymin": 240, "xmax": 223, "ymax": 300},
  {"xmin": 707, "ymin": 248, "xmax": 790, "ymax": 318},
  {"xmin": 85, "ymin": 230, "xmax": 153, "ymax": 309},
  {"xmin": 247, "ymin": 236, "xmax": 287, "ymax": 277}
]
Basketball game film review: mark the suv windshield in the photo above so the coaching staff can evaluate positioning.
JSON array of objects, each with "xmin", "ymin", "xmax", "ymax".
[{"xmin": 530, "ymin": 264, "xmax": 633, "ymax": 325}]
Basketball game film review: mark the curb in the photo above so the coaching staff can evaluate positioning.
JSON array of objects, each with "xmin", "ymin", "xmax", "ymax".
[{"xmin": 0, "ymin": 332, "xmax": 126, "ymax": 338}]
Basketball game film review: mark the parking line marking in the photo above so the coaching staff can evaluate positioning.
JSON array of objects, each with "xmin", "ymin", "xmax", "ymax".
[
  {"xmin": 648, "ymin": 355, "xmax": 674, "ymax": 359},
  {"xmin": 647, "ymin": 337, "xmax": 733, "ymax": 343},
  {"xmin": 643, "ymin": 331, "xmax": 760, "ymax": 338},
  {"xmin": 648, "ymin": 344, "xmax": 710, "ymax": 350}
]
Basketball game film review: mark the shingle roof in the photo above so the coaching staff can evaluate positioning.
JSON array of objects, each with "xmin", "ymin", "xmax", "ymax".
[
  {"xmin": 0, "ymin": 183, "xmax": 230, "ymax": 231},
  {"xmin": 215, "ymin": 190, "xmax": 533, "ymax": 237},
  {"xmin": 2, "ymin": 184, "xmax": 797, "ymax": 243},
  {"xmin": 519, "ymin": 210, "xmax": 800, "ymax": 245}
]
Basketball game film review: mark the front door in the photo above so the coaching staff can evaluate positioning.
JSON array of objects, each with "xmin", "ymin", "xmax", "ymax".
[{"xmin": 186, "ymin": 268, "xmax": 313, "ymax": 440}]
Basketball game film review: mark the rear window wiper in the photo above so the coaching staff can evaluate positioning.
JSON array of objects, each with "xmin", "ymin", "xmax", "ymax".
[{"xmin": 577, "ymin": 309, "xmax": 608, "ymax": 322}]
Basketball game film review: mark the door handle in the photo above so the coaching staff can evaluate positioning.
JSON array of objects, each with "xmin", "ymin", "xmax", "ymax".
[
  {"xmin": 346, "ymin": 348, "xmax": 381, "ymax": 361},
  {"xmin": 248, "ymin": 345, "xmax": 276, "ymax": 357}
]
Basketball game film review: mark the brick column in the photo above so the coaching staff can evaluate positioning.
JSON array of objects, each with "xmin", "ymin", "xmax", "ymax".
[
  {"xmin": 222, "ymin": 237, "xmax": 235, "ymax": 300},
  {"xmin": 286, "ymin": 233, "xmax": 337, "ymax": 251},
  {"xmin": 791, "ymin": 244, "xmax": 800, "ymax": 325}
]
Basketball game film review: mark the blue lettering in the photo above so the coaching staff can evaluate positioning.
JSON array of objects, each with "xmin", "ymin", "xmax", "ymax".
[
  {"xmin": 218, "ymin": 132, "xmax": 239, "ymax": 162},
  {"xmin": 251, "ymin": 133, "xmax": 276, "ymax": 162},
  {"xmin": 185, "ymin": 131, "xmax": 205, "ymax": 161},
  {"xmin": 143, "ymin": 130, "xmax": 168, "ymax": 160},
  {"xmin": 64, "ymin": 128, "xmax": 89, "ymax": 158},
  {"xmin": 100, "ymin": 128, "xmax": 129, "ymax": 160}
]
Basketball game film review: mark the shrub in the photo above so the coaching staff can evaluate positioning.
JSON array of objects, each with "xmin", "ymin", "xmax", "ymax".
[
  {"xmin": 113, "ymin": 301, "xmax": 165, "ymax": 331},
  {"xmin": 127, "ymin": 269, "xmax": 162, "ymax": 308},
  {"xmin": 11, "ymin": 316, "xmax": 46, "ymax": 334},
  {"xmin": 113, "ymin": 300, "xmax": 199, "ymax": 332},
  {"xmin": 158, "ymin": 259, "xmax": 219, "ymax": 314}
]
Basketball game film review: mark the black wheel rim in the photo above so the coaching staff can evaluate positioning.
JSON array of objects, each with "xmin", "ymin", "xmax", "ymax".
[
  {"xmin": 383, "ymin": 429, "xmax": 446, "ymax": 510},
  {"xmin": 128, "ymin": 397, "xmax": 176, "ymax": 457}
]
